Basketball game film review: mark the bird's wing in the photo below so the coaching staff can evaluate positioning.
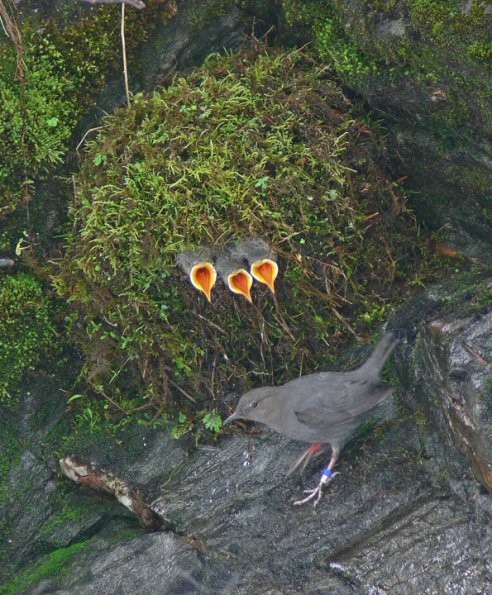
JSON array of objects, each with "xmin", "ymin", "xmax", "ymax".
[{"xmin": 294, "ymin": 381, "xmax": 393, "ymax": 429}]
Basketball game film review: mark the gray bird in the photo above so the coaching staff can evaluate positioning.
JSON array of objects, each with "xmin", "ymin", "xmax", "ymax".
[
  {"xmin": 176, "ymin": 248, "xmax": 217, "ymax": 302},
  {"xmin": 223, "ymin": 332, "xmax": 398, "ymax": 506},
  {"xmin": 215, "ymin": 246, "xmax": 253, "ymax": 303},
  {"xmin": 231, "ymin": 239, "xmax": 278, "ymax": 294}
]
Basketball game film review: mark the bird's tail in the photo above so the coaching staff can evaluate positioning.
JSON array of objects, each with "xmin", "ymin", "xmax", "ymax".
[{"xmin": 358, "ymin": 332, "xmax": 398, "ymax": 379}]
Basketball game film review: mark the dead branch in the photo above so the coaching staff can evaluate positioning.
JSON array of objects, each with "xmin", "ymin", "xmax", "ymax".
[
  {"xmin": 13, "ymin": 0, "xmax": 146, "ymax": 9},
  {"xmin": 60, "ymin": 456, "xmax": 168, "ymax": 531}
]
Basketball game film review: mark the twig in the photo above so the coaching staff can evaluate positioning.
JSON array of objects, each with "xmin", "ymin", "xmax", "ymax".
[
  {"xmin": 169, "ymin": 378, "xmax": 197, "ymax": 403},
  {"xmin": 121, "ymin": 2, "xmax": 130, "ymax": 107},
  {"xmin": 462, "ymin": 341, "xmax": 488, "ymax": 366},
  {"xmin": 59, "ymin": 457, "xmax": 167, "ymax": 532},
  {"xmin": 272, "ymin": 293, "xmax": 296, "ymax": 342},
  {"xmin": 93, "ymin": 385, "xmax": 129, "ymax": 413},
  {"xmin": 330, "ymin": 306, "xmax": 357, "ymax": 337},
  {"xmin": 196, "ymin": 313, "xmax": 227, "ymax": 335},
  {"xmin": 76, "ymin": 126, "xmax": 103, "ymax": 154},
  {"xmin": 79, "ymin": 0, "xmax": 146, "ymax": 9},
  {"xmin": 92, "ymin": 383, "xmax": 152, "ymax": 415}
]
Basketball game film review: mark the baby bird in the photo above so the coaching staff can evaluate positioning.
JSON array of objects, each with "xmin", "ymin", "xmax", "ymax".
[
  {"xmin": 176, "ymin": 248, "xmax": 217, "ymax": 302},
  {"xmin": 233, "ymin": 239, "xmax": 278, "ymax": 295},
  {"xmin": 215, "ymin": 246, "xmax": 253, "ymax": 303}
]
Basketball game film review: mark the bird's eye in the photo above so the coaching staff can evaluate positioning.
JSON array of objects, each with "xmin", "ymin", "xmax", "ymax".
[{"xmin": 250, "ymin": 401, "xmax": 258, "ymax": 409}]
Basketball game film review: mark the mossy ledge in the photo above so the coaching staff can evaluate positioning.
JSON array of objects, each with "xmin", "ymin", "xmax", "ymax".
[{"xmin": 52, "ymin": 48, "xmax": 426, "ymax": 420}]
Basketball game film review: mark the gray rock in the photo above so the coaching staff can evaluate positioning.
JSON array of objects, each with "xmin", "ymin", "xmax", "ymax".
[
  {"xmin": 31, "ymin": 418, "xmax": 490, "ymax": 593},
  {"xmin": 3, "ymin": 297, "xmax": 491, "ymax": 593},
  {"xmin": 408, "ymin": 290, "xmax": 492, "ymax": 492},
  {"xmin": 52, "ymin": 533, "xmax": 209, "ymax": 594},
  {"xmin": 376, "ymin": 17, "xmax": 406, "ymax": 38}
]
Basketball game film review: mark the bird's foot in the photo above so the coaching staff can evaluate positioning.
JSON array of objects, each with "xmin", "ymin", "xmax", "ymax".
[{"xmin": 293, "ymin": 468, "xmax": 340, "ymax": 507}]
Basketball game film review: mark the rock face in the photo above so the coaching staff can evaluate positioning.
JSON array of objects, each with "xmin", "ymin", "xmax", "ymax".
[
  {"xmin": 23, "ymin": 432, "xmax": 492, "ymax": 593},
  {"xmin": 2, "ymin": 279, "xmax": 490, "ymax": 592},
  {"xmin": 281, "ymin": 0, "xmax": 492, "ymax": 260},
  {"xmin": 404, "ymin": 285, "xmax": 492, "ymax": 492}
]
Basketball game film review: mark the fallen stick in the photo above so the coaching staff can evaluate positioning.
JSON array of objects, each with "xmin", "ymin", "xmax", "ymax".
[{"xmin": 59, "ymin": 456, "xmax": 168, "ymax": 531}]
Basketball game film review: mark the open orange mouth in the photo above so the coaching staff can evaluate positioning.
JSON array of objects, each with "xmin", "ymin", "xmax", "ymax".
[
  {"xmin": 251, "ymin": 259, "xmax": 278, "ymax": 294},
  {"xmin": 190, "ymin": 262, "xmax": 217, "ymax": 302},
  {"xmin": 228, "ymin": 269, "xmax": 253, "ymax": 303}
]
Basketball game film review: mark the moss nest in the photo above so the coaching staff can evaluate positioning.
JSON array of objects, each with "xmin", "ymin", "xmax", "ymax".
[{"xmin": 53, "ymin": 49, "xmax": 424, "ymax": 419}]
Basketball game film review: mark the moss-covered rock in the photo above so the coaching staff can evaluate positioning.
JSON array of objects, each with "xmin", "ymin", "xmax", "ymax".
[
  {"xmin": 0, "ymin": 0, "xmax": 177, "ymax": 220},
  {"xmin": 281, "ymin": 0, "xmax": 492, "ymax": 255},
  {"xmin": 52, "ymin": 49, "xmax": 426, "ymax": 418},
  {"xmin": 1, "ymin": 540, "xmax": 90, "ymax": 593},
  {"xmin": 0, "ymin": 271, "xmax": 58, "ymax": 402}
]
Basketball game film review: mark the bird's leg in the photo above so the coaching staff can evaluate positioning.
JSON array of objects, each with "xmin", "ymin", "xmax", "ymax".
[
  {"xmin": 293, "ymin": 447, "xmax": 340, "ymax": 507},
  {"xmin": 287, "ymin": 442, "xmax": 325, "ymax": 476}
]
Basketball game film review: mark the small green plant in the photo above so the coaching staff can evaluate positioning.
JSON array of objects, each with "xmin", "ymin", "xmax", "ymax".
[
  {"xmin": 171, "ymin": 411, "xmax": 192, "ymax": 439},
  {"xmin": 254, "ymin": 175, "xmax": 270, "ymax": 191},
  {"xmin": 202, "ymin": 409, "xmax": 222, "ymax": 433},
  {"xmin": 360, "ymin": 302, "xmax": 392, "ymax": 326},
  {"xmin": 93, "ymin": 152, "xmax": 107, "ymax": 167}
]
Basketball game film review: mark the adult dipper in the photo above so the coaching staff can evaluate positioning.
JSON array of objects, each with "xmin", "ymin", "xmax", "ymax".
[{"xmin": 223, "ymin": 332, "xmax": 398, "ymax": 506}]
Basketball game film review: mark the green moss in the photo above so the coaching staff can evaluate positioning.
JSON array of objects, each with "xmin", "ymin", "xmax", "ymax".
[
  {"xmin": 0, "ymin": 540, "xmax": 89, "ymax": 594},
  {"xmin": 0, "ymin": 425, "xmax": 21, "ymax": 508},
  {"xmin": 283, "ymin": 1, "xmax": 377, "ymax": 79},
  {"xmin": 52, "ymin": 49, "xmax": 425, "ymax": 419},
  {"xmin": 0, "ymin": 35, "xmax": 76, "ymax": 209},
  {"xmin": 284, "ymin": 0, "xmax": 491, "ymax": 82},
  {"xmin": 467, "ymin": 40, "xmax": 492, "ymax": 62},
  {"xmin": 0, "ymin": 272, "xmax": 58, "ymax": 402},
  {"xmin": 281, "ymin": 0, "xmax": 491, "ymax": 219},
  {"xmin": 0, "ymin": 1, "xmax": 175, "ymax": 219},
  {"xmin": 475, "ymin": 287, "xmax": 492, "ymax": 307}
]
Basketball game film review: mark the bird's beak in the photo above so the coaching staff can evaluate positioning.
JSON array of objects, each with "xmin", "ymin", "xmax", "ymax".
[
  {"xmin": 223, "ymin": 411, "xmax": 239, "ymax": 426},
  {"xmin": 227, "ymin": 269, "xmax": 253, "ymax": 303},
  {"xmin": 251, "ymin": 259, "xmax": 278, "ymax": 294},
  {"xmin": 190, "ymin": 262, "xmax": 217, "ymax": 302}
]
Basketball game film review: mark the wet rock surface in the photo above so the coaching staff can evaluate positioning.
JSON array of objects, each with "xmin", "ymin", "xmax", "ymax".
[
  {"xmin": 2, "ymin": 277, "xmax": 490, "ymax": 593},
  {"xmin": 17, "ymin": 422, "xmax": 491, "ymax": 593},
  {"xmin": 417, "ymin": 310, "xmax": 492, "ymax": 492}
]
